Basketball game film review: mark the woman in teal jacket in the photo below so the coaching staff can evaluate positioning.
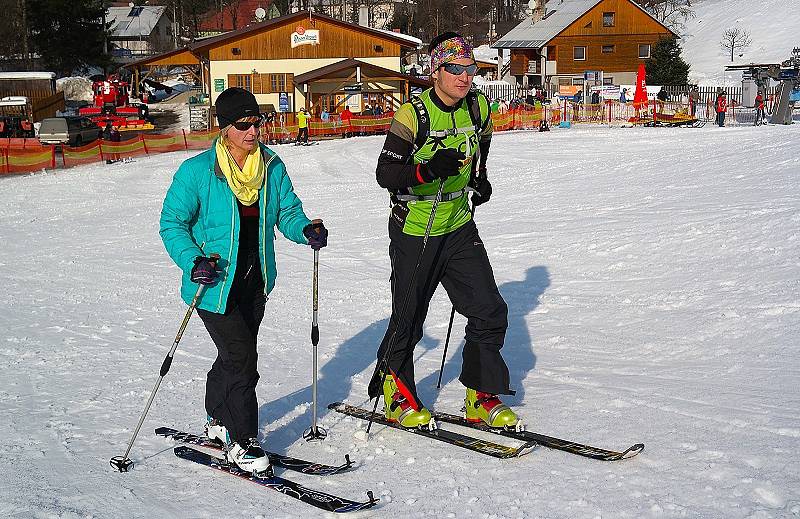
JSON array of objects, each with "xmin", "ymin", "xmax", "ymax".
[{"xmin": 160, "ymin": 87, "xmax": 328, "ymax": 475}]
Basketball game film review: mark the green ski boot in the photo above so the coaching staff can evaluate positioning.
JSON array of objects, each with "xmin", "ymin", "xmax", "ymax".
[
  {"xmin": 465, "ymin": 388, "xmax": 519, "ymax": 428},
  {"xmin": 382, "ymin": 373, "xmax": 432, "ymax": 428}
]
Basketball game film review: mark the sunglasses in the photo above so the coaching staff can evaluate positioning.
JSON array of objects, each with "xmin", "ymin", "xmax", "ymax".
[
  {"xmin": 231, "ymin": 117, "xmax": 264, "ymax": 131},
  {"xmin": 440, "ymin": 62, "xmax": 478, "ymax": 76}
]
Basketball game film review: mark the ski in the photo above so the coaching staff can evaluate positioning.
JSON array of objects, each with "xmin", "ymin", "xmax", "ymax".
[
  {"xmin": 173, "ymin": 446, "xmax": 378, "ymax": 513},
  {"xmin": 155, "ymin": 427, "xmax": 354, "ymax": 476},
  {"xmin": 430, "ymin": 410, "xmax": 644, "ymax": 461},
  {"xmin": 328, "ymin": 402, "xmax": 535, "ymax": 459}
]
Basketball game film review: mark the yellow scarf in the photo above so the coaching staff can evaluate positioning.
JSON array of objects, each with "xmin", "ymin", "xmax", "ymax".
[{"xmin": 215, "ymin": 138, "xmax": 264, "ymax": 206}]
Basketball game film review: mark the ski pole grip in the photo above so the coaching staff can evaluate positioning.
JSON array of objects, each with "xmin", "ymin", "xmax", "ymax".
[
  {"xmin": 208, "ymin": 252, "xmax": 220, "ymax": 265},
  {"xmin": 310, "ymin": 218, "xmax": 323, "ymax": 233}
]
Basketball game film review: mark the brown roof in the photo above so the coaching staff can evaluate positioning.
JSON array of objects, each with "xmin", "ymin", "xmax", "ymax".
[
  {"xmin": 293, "ymin": 58, "xmax": 431, "ymax": 88},
  {"xmin": 189, "ymin": 10, "xmax": 420, "ymax": 52},
  {"xmin": 124, "ymin": 47, "xmax": 200, "ymax": 68}
]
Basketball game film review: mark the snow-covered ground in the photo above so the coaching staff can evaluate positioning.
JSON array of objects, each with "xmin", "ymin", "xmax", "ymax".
[
  {"xmin": 1, "ymin": 123, "xmax": 799, "ymax": 518},
  {"xmin": 681, "ymin": 0, "xmax": 800, "ymax": 86}
]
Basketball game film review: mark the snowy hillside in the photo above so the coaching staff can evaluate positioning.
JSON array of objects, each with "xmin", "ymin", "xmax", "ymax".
[
  {"xmin": 1, "ymin": 124, "xmax": 800, "ymax": 518},
  {"xmin": 680, "ymin": 0, "xmax": 800, "ymax": 85}
]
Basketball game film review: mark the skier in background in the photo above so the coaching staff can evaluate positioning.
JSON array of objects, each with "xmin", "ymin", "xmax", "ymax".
[
  {"xmin": 159, "ymin": 87, "xmax": 328, "ymax": 475},
  {"xmin": 369, "ymin": 31, "xmax": 519, "ymax": 430},
  {"xmin": 296, "ymin": 107, "xmax": 310, "ymax": 144}
]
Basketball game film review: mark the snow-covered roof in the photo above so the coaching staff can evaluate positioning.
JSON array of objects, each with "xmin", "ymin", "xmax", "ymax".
[
  {"xmin": 108, "ymin": 5, "xmax": 167, "ymax": 38},
  {"xmin": 0, "ymin": 72, "xmax": 56, "ymax": 80},
  {"xmin": 494, "ymin": 0, "xmax": 600, "ymax": 49},
  {"xmin": 372, "ymin": 27, "xmax": 423, "ymax": 48}
]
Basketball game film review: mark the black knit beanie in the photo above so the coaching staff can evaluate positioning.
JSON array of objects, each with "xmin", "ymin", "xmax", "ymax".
[{"xmin": 216, "ymin": 87, "xmax": 261, "ymax": 127}]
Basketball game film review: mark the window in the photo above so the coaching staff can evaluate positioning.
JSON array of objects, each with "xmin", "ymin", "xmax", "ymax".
[
  {"xmin": 227, "ymin": 73, "xmax": 293, "ymax": 94},
  {"xmin": 603, "ymin": 12, "xmax": 615, "ymax": 27},
  {"xmin": 573, "ymin": 46, "xmax": 586, "ymax": 61},
  {"xmin": 228, "ymin": 74, "xmax": 251, "ymax": 91},
  {"xmin": 270, "ymin": 73, "xmax": 293, "ymax": 93},
  {"xmin": 638, "ymin": 44, "xmax": 651, "ymax": 59},
  {"xmin": 603, "ymin": 77, "xmax": 613, "ymax": 85},
  {"xmin": 602, "ymin": 45, "xmax": 615, "ymax": 54}
]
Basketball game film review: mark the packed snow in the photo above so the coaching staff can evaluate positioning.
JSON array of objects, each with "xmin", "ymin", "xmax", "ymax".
[{"xmin": 1, "ymin": 123, "xmax": 799, "ymax": 518}]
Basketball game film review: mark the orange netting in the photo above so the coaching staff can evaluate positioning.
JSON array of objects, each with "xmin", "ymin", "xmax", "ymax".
[{"xmin": 62, "ymin": 141, "xmax": 103, "ymax": 168}]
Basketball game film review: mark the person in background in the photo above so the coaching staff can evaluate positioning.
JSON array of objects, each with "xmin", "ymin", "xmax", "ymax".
[
  {"xmin": 296, "ymin": 107, "xmax": 309, "ymax": 144},
  {"xmin": 620, "ymin": 88, "xmax": 628, "ymax": 104},
  {"xmin": 688, "ymin": 86, "xmax": 699, "ymax": 117},
  {"xmin": 715, "ymin": 89, "xmax": 728, "ymax": 127},
  {"xmin": 340, "ymin": 105, "xmax": 353, "ymax": 138},
  {"xmin": 159, "ymin": 87, "xmax": 328, "ymax": 476},
  {"xmin": 754, "ymin": 90, "xmax": 765, "ymax": 126}
]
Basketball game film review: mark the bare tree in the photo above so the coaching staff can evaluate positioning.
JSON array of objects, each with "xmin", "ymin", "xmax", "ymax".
[
  {"xmin": 720, "ymin": 27, "xmax": 752, "ymax": 62},
  {"xmin": 636, "ymin": 0, "xmax": 694, "ymax": 31}
]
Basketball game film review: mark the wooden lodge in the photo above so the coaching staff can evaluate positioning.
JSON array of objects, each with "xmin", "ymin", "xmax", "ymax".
[{"xmin": 493, "ymin": 0, "xmax": 674, "ymax": 95}]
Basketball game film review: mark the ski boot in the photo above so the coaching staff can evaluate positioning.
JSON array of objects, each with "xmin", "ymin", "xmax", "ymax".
[
  {"xmin": 465, "ymin": 388, "xmax": 519, "ymax": 429},
  {"xmin": 227, "ymin": 438, "xmax": 272, "ymax": 476},
  {"xmin": 205, "ymin": 416, "xmax": 231, "ymax": 446},
  {"xmin": 382, "ymin": 373, "xmax": 432, "ymax": 428}
]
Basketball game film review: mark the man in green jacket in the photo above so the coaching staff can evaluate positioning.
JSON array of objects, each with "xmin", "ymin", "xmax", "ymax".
[
  {"xmin": 368, "ymin": 32, "xmax": 519, "ymax": 430},
  {"xmin": 160, "ymin": 87, "xmax": 328, "ymax": 475}
]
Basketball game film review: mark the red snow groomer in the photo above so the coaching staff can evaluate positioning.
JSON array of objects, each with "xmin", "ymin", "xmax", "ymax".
[{"xmin": 79, "ymin": 76, "xmax": 154, "ymax": 131}]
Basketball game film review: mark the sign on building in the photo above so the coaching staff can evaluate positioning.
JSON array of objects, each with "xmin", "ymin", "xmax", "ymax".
[
  {"xmin": 214, "ymin": 79, "xmax": 225, "ymax": 92},
  {"xmin": 278, "ymin": 92, "xmax": 290, "ymax": 112},
  {"xmin": 291, "ymin": 26, "xmax": 320, "ymax": 48}
]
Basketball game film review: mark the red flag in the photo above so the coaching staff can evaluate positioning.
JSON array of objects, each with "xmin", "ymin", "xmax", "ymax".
[{"xmin": 633, "ymin": 63, "xmax": 648, "ymax": 111}]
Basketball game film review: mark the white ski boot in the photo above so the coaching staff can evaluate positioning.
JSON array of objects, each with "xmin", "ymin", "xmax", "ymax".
[
  {"xmin": 205, "ymin": 416, "xmax": 230, "ymax": 445},
  {"xmin": 227, "ymin": 438, "xmax": 271, "ymax": 475}
]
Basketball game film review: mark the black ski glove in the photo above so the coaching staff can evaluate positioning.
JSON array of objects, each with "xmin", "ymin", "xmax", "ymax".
[
  {"xmin": 470, "ymin": 170, "xmax": 492, "ymax": 207},
  {"xmin": 303, "ymin": 219, "xmax": 328, "ymax": 250},
  {"xmin": 191, "ymin": 256, "xmax": 219, "ymax": 285},
  {"xmin": 420, "ymin": 148, "xmax": 466, "ymax": 183}
]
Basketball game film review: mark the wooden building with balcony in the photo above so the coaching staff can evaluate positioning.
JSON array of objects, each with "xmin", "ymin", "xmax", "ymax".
[{"xmin": 493, "ymin": 0, "xmax": 674, "ymax": 95}]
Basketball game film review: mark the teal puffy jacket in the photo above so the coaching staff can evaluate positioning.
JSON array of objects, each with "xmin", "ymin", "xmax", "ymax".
[{"xmin": 160, "ymin": 140, "xmax": 311, "ymax": 313}]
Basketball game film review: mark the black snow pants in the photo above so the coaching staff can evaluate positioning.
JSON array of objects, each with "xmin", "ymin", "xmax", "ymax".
[
  {"xmin": 197, "ymin": 249, "xmax": 265, "ymax": 444},
  {"xmin": 368, "ymin": 219, "xmax": 511, "ymax": 409}
]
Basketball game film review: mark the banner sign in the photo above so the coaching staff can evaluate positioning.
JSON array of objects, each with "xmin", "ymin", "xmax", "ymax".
[
  {"xmin": 278, "ymin": 92, "xmax": 290, "ymax": 112},
  {"xmin": 291, "ymin": 26, "xmax": 320, "ymax": 48}
]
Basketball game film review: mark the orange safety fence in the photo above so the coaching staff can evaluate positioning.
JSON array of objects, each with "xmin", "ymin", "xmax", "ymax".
[
  {"xmin": 99, "ymin": 136, "xmax": 148, "ymax": 162},
  {"xmin": 0, "ymin": 138, "xmax": 42, "ymax": 149},
  {"xmin": 184, "ymin": 129, "xmax": 216, "ymax": 150},
  {"xmin": 143, "ymin": 133, "xmax": 187, "ymax": 154},
  {"xmin": 5, "ymin": 145, "xmax": 56, "ymax": 174},
  {"xmin": 0, "ymin": 148, "xmax": 7, "ymax": 174},
  {"xmin": 62, "ymin": 141, "xmax": 103, "ymax": 168}
]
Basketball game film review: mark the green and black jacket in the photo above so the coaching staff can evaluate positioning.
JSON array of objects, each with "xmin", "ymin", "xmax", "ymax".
[{"xmin": 376, "ymin": 88, "xmax": 492, "ymax": 236}]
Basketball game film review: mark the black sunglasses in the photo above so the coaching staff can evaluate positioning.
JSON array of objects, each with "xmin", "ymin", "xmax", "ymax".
[
  {"xmin": 440, "ymin": 62, "xmax": 478, "ymax": 76},
  {"xmin": 231, "ymin": 117, "xmax": 264, "ymax": 131}
]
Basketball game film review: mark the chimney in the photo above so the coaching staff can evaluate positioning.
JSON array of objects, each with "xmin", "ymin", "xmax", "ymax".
[
  {"xmin": 358, "ymin": 6, "xmax": 369, "ymax": 27},
  {"xmin": 529, "ymin": 0, "xmax": 546, "ymax": 23}
]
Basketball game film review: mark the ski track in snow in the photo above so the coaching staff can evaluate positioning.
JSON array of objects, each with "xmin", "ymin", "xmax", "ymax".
[{"xmin": 1, "ymin": 124, "xmax": 799, "ymax": 518}]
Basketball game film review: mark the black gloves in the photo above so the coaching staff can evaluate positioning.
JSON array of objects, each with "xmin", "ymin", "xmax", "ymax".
[
  {"xmin": 303, "ymin": 220, "xmax": 328, "ymax": 250},
  {"xmin": 420, "ymin": 148, "xmax": 466, "ymax": 183},
  {"xmin": 191, "ymin": 256, "xmax": 219, "ymax": 285},
  {"xmin": 470, "ymin": 169, "xmax": 492, "ymax": 207}
]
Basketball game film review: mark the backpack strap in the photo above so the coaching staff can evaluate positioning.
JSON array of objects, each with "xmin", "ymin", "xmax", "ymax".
[{"xmin": 409, "ymin": 95, "xmax": 430, "ymax": 153}]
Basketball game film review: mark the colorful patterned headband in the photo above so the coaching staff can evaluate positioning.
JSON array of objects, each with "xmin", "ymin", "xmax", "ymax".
[{"xmin": 430, "ymin": 36, "xmax": 474, "ymax": 73}]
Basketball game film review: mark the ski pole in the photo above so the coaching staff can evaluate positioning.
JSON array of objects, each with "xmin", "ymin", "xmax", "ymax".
[
  {"xmin": 110, "ymin": 253, "xmax": 219, "ymax": 472},
  {"xmin": 304, "ymin": 220, "xmax": 327, "ymax": 442},
  {"xmin": 436, "ymin": 203, "xmax": 476, "ymax": 389},
  {"xmin": 366, "ymin": 180, "xmax": 445, "ymax": 436}
]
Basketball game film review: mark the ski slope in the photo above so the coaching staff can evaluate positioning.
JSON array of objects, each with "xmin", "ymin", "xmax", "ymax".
[
  {"xmin": 681, "ymin": 0, "xmax": 800, "ymax": 85},
  {"xmin": 1, "ymin": 123, "xmax": 799, "ymax": 518}
]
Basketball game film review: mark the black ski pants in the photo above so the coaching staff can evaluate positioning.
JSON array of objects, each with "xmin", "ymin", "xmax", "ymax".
[
  {"xmin": 197, "ymin": 252, "xmax": 265, "ymax": 444},
  {"xmin": 297, "ymin": 127, "xmax": 309, "ymax": 143},
  {"xmin": 369, "ymin": 219, "xmax": 511, "ymax": 409}
]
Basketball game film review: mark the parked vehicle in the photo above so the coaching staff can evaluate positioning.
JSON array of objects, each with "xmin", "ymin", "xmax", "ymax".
[{"xmin": 38, "ymin": 116, "xmax": 102, "ymax": 147}]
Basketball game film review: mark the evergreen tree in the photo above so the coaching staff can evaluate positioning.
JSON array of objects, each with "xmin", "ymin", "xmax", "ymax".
[
  {"xmin": 645, "ymin": 35, "xmax": 690, "ymax": 85},
  {"xmin": 27, "ymin": 0, "xmax": 112, "ymax": 75}
]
